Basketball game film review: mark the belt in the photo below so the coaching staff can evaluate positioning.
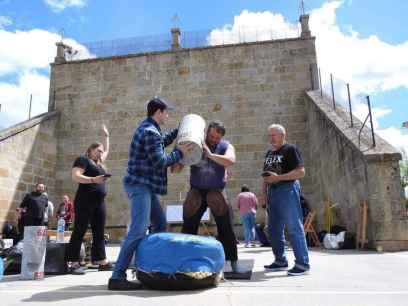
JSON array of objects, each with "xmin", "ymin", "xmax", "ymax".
[{"xmin": 268, "ymin": 181, "xmax": 295, "ymax": 189}]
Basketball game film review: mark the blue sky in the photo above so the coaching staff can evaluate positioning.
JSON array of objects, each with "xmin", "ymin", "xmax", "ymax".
[{"xmin": 0, "ymin": 0, "xmax": 407, "ymax": 152}]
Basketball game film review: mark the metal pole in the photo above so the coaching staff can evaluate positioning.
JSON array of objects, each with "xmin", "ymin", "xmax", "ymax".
[
  {"xmin": 309, "ymin": 65, "xmax": 314, "ymax": 90},
  {"xmin": 319, "ymin": 68, "xmax": 323, "ymax": 97},
  {"xmin": 330, "ymin": 74, "xmax": 336, "ymax": 109},
  {"xmin": 366, "ymin": 95, "xmax": 376, "ymax": 147},
  {"xmin": 29, "ymin": 94, "xmax": 32, "ymax": 120},
  {"xmin": 346, "ymin": 83, "xmax": 353, "ymax": 127}
]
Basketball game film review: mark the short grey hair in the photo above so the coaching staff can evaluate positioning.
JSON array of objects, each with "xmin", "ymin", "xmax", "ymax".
[{"xmin": 268, "ymin": 124, "xmax": 286, "ymax": 135}]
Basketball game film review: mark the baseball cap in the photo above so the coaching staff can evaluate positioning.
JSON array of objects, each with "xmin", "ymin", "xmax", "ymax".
[{"xmin": 147, "ymin": 96, "xmax": 175, "ymax": 113}]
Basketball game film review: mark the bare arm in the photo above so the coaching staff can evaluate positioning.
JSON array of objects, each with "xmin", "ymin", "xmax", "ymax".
[
  {"xmin": 71, "ymin": 167, "xmax": 106, "ymax": 184},
  {"xmin": 101, "ymin": 125, "xmax": 109, "ymax": 162},
  {"xmin": 204, "ymin": 143, "xmax": 236, "ymax": 167},
  {"xmin": 170, "ymin": 163, "xmax": 185, "ymax": 173}
]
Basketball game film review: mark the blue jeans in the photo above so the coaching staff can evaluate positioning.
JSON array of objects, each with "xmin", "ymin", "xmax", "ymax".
[
  {"xmin": 267, "ymin": 181, "xmax": 309, "ymax": 270},
  {"xmin": 111, "ymin": 184, "xmax": 166, "ymax": 280},
  {"xmin": 241, "ymin": 212, "xmax": 256, "ymax": 244}
]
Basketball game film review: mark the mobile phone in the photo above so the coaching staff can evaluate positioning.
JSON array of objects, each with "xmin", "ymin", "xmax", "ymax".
[
  {"xmin": 103, "ymin": 174, "xmax": 112, "ymax": 178},
  {"xmin": 261, "ymin": 171, "xmax": 271, "ymax": 177}
]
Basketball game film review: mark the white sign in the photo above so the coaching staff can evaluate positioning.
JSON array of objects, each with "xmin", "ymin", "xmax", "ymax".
[{"xmin": 166, "ymin": 204, "xmax": 210, "ymax": 223}]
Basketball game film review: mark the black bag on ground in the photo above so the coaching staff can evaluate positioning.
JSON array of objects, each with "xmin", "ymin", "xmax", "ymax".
[
  {"xmin": 1, "ymin": 242, "xmax": 23, "ymax": 275},
  {"xmin": 318, "ymin": 230, "xmax": 327, "ymax": 242},
  {"xmin": 44, "ymin": 242, "xmax": 69, "ymax": 275},
  {"xmin": 330, "ymin": 225, "xmax": 347, "ymax": 235},
  {"xmin": 339, "ymin": 232, "xmax": 356, "ymax": 249},
  {"xmin": 2, "ymin": 222, "xmax": 19, "ymax": 244}
]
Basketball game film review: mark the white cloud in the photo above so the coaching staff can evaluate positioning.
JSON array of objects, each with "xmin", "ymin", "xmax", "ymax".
[
  {"xmin": 44, "ymin": 0, "xmax": 87, "ymax": 13},
  {"xmin": 0, "ymin": 16, "xmax": 12, "ymax": 29},
  {"xmin": 376, "ymin": 127, "xmax": 408, "ymax": 156},
  {"xmin": 207, "ymin": 1, "xmax": 408, "ymax": 154},
  {"xmin": 310, "ymin": 1, "xmax": 408, "ymax": 154},
  {"xmin": 348, "ymin": 98, "xmax": 392, "ymax": 129},
  {"xmin": 207, "ymin": 10, "xmax": 299, "ymax": 45},
  {"xmin": 0, "ymin": 29, "xmax": 62, "ymax": 76},
  {"xmin": 209, "ymin": 2, "xmax": 408, "ymax": 96},
  {"xmin": 0, "ymin": 71, "xmax": 50, "ymax": 126},
  {"xmin": 0, "ymin": 27, "xmax": 93, "ymax": 128},
  {"xmin": 0, "ymin": 28, "xmax": 94, "ymax": 76},
  {"xmin": 310, "ymin": 1, "xmax": 408, "ymax": 94}
]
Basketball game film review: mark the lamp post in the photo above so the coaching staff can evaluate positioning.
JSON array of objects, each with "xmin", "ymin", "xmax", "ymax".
[{"xmin": 401, "ymin": 121, "xmax": 408, "ymax": 211}]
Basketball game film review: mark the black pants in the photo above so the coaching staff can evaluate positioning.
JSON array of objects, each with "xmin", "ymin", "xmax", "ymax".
[
  {"xmin": 182, "ymin": 188, "xmax": 238, "ymax": 261},
  {"xmin": 17, "ymin": 218, "xmax": 24, "ymax": 241},
  {"xmin": 24, "ymin": 217, "xmax": 44, "ymax": 226},
  {"xmin": 66, "ymin": 193, "xmax": 107, "ymax": 262}
]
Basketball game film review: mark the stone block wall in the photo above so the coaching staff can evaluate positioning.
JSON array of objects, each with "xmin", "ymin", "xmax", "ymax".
[
  {"xmin": 306, "ymin": 91, "xmax": 408, "ymax": 250},
  {"xmin": 0, "ymin": 112, "xmax": 59, "ymax": 230},
  {"xmin": 50, "ymin": 38, "xmax": 317, "ymax": 235},
  {"xmin": 1, "ymin": 36, "xmax": 406, "ymax": 249}
]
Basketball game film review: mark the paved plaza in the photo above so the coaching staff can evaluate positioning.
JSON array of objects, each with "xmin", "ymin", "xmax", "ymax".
[{"xmin": 2, "ymin": 244, "xmax": 408, "ymax": 306}]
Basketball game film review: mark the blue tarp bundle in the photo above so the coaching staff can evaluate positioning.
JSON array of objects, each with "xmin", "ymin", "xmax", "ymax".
[{"xmin": 138, "ymin": 232, "xmax": 225, "ymax": 274}]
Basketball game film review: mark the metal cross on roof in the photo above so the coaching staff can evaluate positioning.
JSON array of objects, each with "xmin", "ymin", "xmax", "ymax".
[
  {"xmin": 300, "ymin": 0, "xmax": 306, "ymax": 15},
  {"xmin": 59, "ymin": 28, "xmax": 65, "ymax": 43},
  {"xmin": 171, "ymin": 14, "xmax": 180, "ymax": 28}
]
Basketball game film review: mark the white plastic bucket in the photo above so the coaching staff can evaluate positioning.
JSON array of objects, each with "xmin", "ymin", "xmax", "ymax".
[
  {"xmin": 20, "ymin": 226, "xmax": 47, "ymax": 280},
  {"xmin": 177, "ymin": 114, "xmax": 206, "ymax": 166}
]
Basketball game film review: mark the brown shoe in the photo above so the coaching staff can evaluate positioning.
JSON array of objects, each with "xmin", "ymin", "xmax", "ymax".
[{"xmin": 98, "ymin": 262, "xmax": 114, "ymax": 271}]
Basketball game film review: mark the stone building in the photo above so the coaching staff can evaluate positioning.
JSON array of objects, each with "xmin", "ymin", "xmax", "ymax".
[{"xmin": 1, "ymin": 15, "xmax": 407, "ymax": 250}]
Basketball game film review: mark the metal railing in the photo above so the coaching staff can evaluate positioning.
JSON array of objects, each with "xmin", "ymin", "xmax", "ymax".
[
  {"xmin": 318, "ymin": 68, "xmax": 376, "ymax": 148},
  {"xmin": 84, "ymin": 33, "xmax": 172, "ymax": 58},
  {"xmin": 79, "ymin": 25, "xmax": 301, "ymax": 60}
]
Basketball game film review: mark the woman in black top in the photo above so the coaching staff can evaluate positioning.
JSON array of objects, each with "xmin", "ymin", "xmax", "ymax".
[{"xmin": 66, "ymin": 125, "xmax": 112, "ymax": 274}]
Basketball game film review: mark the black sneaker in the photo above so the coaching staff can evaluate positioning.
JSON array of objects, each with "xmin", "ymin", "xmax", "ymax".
[
  {"xmin": 287, "ymin": 266, "xmax": 309, "ymax": 276},
  {"xmin": 108, "ymin": 278, "xmax": 143, "ymax": 291},
  {"xmin": 264, "ymin": 262, "xmax": 288, "ymax": 271}
]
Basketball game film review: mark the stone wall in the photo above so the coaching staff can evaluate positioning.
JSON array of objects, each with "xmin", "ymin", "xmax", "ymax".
[
  {"xmin": 0, "ymin": 112, "xmax": 59, "ymax": 230},
  {"xmin": 306, "ymin": 91, "xmax": 408, "ymax": 250},
  {"xmin": 50, "ymin": 38, "xmax": 317, "ymax": 238},
  {"xmin": 1, "ymin": 36, "xmax": 406, "ymax": 249}
]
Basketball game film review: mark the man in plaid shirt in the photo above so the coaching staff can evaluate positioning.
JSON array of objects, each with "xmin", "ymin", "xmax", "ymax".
[{"xmin": 109, "ymin": 97, "xmax": 192, "ymax": 290}]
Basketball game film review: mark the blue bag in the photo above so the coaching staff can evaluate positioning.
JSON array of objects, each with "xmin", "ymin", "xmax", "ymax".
[{"xmin": 137, "ymin": 233, "xmax": 225, "ymax": 290}]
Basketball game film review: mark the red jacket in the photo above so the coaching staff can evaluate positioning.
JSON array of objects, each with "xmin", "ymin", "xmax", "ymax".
[{"xmin": 57, "ymin": 201, "xmax": 74, "ymax": 223}]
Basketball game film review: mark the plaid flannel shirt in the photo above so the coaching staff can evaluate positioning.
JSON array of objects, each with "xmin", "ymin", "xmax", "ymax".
[{"xmin": 123, "ymin": 117, "xmax": 182, "ymax": 195}]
